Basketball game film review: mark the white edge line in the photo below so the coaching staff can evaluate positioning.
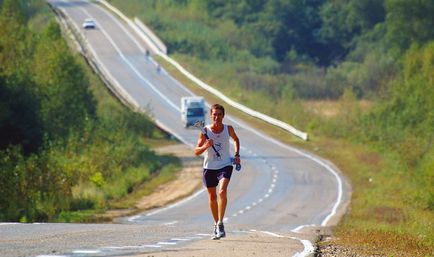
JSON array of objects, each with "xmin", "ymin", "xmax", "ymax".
[
  {"xmin": 36, "ymin": 255, "xmax": 68, "ymax": 257},
  {"xmin": 292, "ymin": 239, "xmax": 315, "ymax": 257},
  {"xmin": 73, "ymin": 250, "xmax": 101, "ymax": 254},
  {"xmin": 253, "ymin": 230, "xmax": 315, "ymax": 257},
  {"xmin": 228, "ymin": 115, "xmax": 344, "ymax": 227},
  {"xmin": 291, "ymin": 224, "xmax": 317, "ymax": 233}
]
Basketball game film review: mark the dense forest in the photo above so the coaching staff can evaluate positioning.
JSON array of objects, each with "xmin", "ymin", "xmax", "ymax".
[
  {"xmin": 0, "ymin": 0, "xmax": 178, "ymax": 222},
  {"xmin": 109, "ymin": 0, "xmax": 434, "ymax": 254}
]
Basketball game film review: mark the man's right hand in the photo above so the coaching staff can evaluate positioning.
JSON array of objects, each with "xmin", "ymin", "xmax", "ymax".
[{"xmin": 205, "ymin": 139, "xmax": 214, "ymax": 149}]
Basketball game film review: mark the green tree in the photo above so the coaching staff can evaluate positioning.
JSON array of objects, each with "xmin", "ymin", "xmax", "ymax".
[
  {"xmin": 32, "ymin": 22, "xmax": 96, "ymax": 139},
  {"xmin": 0, "ymin": 0, "xmax": 33, "ymax": 76},
  {"xmin": 319, "ymin": 0, "xmax": 385, "ymax": 63},
  {"xmin": 0, "ymin": 75, "xmax": 43, "ymax": 153},
  {"xmin": 385, "ymin": 0, "xmax": 434, "ymax": 52},
  {"xmin": 364, "ymin": 42, "xmax": 434, "ymax": 166}
]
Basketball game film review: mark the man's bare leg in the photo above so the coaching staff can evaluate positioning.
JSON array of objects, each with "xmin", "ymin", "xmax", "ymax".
[
  {"xmin": 207, "ymin": 187, "xmax": 218, "ymax": 223},
  {"xmin": 218, "ymin": 178, "xmax": 230, "ymax": 222}
]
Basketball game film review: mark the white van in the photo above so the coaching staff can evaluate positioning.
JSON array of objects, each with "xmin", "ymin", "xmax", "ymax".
[{"xmin": 181, "ymin": 97, "xmax": 206, "ymax": 128}]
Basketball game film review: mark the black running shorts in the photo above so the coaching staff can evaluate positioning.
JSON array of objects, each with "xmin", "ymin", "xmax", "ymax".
[{"xmin": 202, "ymin": 165, "xmax": 233, "ymax": 188}]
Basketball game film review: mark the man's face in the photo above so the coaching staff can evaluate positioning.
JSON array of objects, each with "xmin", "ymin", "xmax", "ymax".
[{"xmin": 211, "ymin": 108, "xmax": 224, "ymax": 125}]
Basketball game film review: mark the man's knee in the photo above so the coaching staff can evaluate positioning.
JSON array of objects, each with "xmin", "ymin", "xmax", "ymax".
[
  {"xmin": 219, "ymin": 188, "xmax": 227, "ymax": 198},
  {"xmin": 208, "ymin": 192, "xmax": 218, "ymax": 202}
]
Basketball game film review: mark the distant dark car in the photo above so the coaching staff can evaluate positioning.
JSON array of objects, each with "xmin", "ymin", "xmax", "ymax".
[{"xmin": 82, "ymin": 18, "xmax": 96, "ymax": 29}]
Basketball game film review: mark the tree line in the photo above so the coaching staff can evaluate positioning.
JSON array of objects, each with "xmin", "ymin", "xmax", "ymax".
[{"xmin": 124, "ymin": 0, "xmax": 432, "ymax": 99}]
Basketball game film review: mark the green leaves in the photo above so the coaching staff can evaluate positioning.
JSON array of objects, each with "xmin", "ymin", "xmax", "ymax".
[
  {"xmin": 385, "ymin": 0, "xmax": 434, "ymax": 52},
  {"xmin": 32, "ymin": 21, "xmax": 96, "ymax": 140}
]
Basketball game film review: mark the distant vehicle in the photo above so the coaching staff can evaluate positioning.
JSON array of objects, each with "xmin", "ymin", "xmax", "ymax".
[
  {"xmin": 82, "ymin": 18, "xmax": 96, "ymax": 29},
  {"xmin": 181, "ymin": 97, "xmax": 206, "ymax": 128}
]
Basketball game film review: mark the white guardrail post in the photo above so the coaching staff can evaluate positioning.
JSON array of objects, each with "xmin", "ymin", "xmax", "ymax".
[{"xmin": 97, "ymin": 0, "xmax": 308, "ymax": 141}]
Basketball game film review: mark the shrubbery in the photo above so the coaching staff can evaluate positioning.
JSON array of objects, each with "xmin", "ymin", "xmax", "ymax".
[{"xmin": 0, "ymin": 0, "xmax": 176, "ymax": 222}]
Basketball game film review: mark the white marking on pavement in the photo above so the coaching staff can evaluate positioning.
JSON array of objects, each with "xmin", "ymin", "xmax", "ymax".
[
  {"xmin": 251, "ymin": 230, "xmax": 315, "ymax": 257},
  {"xmin": 171, "ymin": 238, "xmax": 190, "ymax": 241},
  {"xmin": 291, "ymin": 224, "xmax": 317, "ymax": 233},
  {"xmin": 196, "ymin": 233, "xmax": 212, "ymax": 236},
  {"xmin": 127, "ymin": 215, "xmax": 141, "ymax": 222},
  {"xmin": 292, "ymin": 239, "xmax": 315, "ymax": 257},
  {"xmin": 163, "ymin": 220, "xmax": 179, "ymax": 226},
  {"xmin": 36, "ymin": 255, "xmax": 68, "ymax": 257},
  {"xmin": 186, "ymin": 236, "xmax": 203, "ymax": 239},
  {"xmin": 256, "ymin": 230, "xmax": 284, "ymax": 238},
  {"xmin": 228, "ymin": 116, "xmax": 344, "ymax": 227},
  {"xmin": 157, "ymin": 241, "xmax": 177, "ymax": 245},
  {"xmin": 73, "ymin": 250, "xmax": 101, "ymax": 254},
  {"xmin": 141, "ymin": 244, "xmax": 162, "ymax": 248}
]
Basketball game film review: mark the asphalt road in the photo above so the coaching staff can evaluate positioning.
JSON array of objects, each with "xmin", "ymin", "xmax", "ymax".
[{"xmin": 0, "ymin": 1, "xmax": 350, "ymax": 256}]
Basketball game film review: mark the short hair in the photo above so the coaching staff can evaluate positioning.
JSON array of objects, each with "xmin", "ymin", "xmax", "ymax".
[{"xmin": 210, "ymin": 104, "xmax": 225, "ymax": 116}]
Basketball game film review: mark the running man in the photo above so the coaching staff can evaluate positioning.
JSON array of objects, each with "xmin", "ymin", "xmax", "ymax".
[{"xmin": 194, "ymin": 104, "xmax": 241, "ymax": 240}]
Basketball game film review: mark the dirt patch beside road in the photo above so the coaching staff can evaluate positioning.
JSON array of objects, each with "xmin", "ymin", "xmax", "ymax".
[
  {"xmin": 135, "ymin": 144, "xmax": 203, "ymax": 210},
  {"xmin": 96, "ymin": 143, "xmax": 203, "ymax": 221}
]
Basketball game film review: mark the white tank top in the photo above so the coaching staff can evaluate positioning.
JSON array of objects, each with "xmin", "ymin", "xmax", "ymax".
[{"xmin": 203, "ymin": 124, "xmax": 232, "ymax": 169}]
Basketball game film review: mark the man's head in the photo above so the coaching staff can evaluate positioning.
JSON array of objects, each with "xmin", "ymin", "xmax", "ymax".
[
  {"xmin": 210, "ymin": 104, "xmax": 225, "ymax": 124},
  {"xmin": 210, "ymin": 104, "xmax": 225, "ymax": 116}
]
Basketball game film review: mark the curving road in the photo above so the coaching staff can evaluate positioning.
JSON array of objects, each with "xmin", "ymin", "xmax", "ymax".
[{"xmin": 0, "ymin": 1, "xmax": 350, "ymax": 256}]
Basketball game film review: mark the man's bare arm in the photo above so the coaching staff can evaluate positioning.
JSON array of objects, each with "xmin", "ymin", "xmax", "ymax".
[
  {"xmin": 194, "ymin": 132, "xmax": 213, "ymax": 156},
  {"xmin": 228, "ymin": 125, "xmax": 240, "ymax": 156}
]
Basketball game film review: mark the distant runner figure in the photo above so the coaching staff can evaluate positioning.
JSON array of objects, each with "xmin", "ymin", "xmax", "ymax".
[{"xmin": 194, "ymin": 104, "xmax": 241, "ymax": 240}]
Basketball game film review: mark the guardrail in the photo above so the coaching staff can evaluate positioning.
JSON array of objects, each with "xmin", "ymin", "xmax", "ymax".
[
  {"xmin": 134, "ymin": 18, "xmax": 167, "ymax": 55},
  {"xmin": 97, "ymin": 0, "xmax": 308, "ymax": 141}
]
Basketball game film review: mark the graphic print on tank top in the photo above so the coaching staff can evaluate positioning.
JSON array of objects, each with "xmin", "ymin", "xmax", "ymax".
[{"xmin": 213, "ymin": 142, "xmax": 222, "ymax": 160}]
